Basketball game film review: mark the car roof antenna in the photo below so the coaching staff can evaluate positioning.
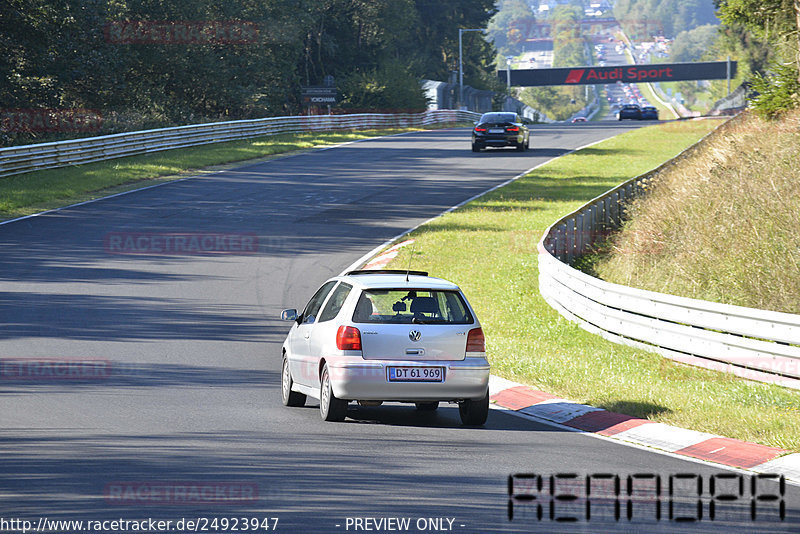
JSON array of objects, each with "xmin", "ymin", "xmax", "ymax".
[{"xmin": 405, "ymin": 240, "xmax": 416, "ymax": 282}]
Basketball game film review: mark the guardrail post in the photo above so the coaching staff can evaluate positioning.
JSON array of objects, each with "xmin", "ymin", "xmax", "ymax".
[
  {"xmin": 575, "ymin": 213, "xmax": 585, "ymax": 255},
  {"xmin": 588, "ymin": 205, "xmax": 598, "ymax": 245},
  {"xmin": 564, "ymin": 219, "xmax": 573, "ymax": 264},
  {"xmin": 556, "ymin": 224, "xmax": 567, "ymax": 261},
  {"xmin": 611, "ymin": 192, "xmax": 620, "ymax": 228}
]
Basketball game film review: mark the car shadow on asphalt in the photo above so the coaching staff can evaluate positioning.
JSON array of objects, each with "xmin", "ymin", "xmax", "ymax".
[{"xmin": 293, "ymin": 402, "xmax": 564, "ymax": 432}]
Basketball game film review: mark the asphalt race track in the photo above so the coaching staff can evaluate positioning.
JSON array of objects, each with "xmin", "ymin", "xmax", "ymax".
[{"xmin": 0, "ymin": 124, "xmax": 797, "ymax": 533}]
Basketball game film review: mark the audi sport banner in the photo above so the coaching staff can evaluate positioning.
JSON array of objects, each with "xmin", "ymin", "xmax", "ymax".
[{"xmin": 498, "ymin": 61, "xmax": 736, "ymax": 87}]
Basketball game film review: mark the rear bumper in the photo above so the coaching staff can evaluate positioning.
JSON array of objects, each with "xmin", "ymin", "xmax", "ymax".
[
  {"xmin": 473, "ymin": 134, "xmax": 522, "ymax": 147},
  {"xmin": 326, "ymin": 357, "xmax": 490, "ymax": 401}
]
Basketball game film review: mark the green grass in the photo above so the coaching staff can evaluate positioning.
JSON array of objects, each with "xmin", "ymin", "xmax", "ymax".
[
  {"xmin": 379, "ymin": 118, "xmax": 800, "ymax": 452},
  {"xmin": 591, "ymin": 91, "xmax": 610, "ymax": 121},
  {"xmin": 639, "ymin": 82, "xmax": 679, "ymax": 119},
  {"xmin": 0, "ymin": 124, "xmax": 463, "ymax": 221}
]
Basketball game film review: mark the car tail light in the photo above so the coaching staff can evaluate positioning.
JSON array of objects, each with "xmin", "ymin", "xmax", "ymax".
[
  {"xmin": 506, "ymin": 126, "xmax": 519, "ymax": 132},
  {"xmin": 466, "ymin": 327, "xmax": 485, "ymax": 352},
  {"xmin": 336, "ymin": 326, "xmax": 362, "ymax": 351},
  {"xmin": 474, "ymin": 126, "xmax": 487, "ymax": 132}
]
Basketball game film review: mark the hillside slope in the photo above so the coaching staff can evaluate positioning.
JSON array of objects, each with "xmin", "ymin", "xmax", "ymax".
[{"xmin": 595, "ymin": 111, "xmax": 800, "ymax": 314}]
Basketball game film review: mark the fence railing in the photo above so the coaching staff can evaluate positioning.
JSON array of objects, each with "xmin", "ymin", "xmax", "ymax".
[
  {"xmin": 0, "ymin": 110, "xmax": 481, "ymax": 178},
  {"xmin": 537, "ymin": 119, "xmax": 800, "ymax": 388}
]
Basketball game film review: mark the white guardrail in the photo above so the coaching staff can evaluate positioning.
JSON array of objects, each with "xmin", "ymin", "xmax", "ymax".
[
  {"xmin": 538, "ymin": 122, "xmax": 800, "ymax": 389},
  {"xmin": 0, "ymin": 110, "xmax": 482, "ymax": 178}
]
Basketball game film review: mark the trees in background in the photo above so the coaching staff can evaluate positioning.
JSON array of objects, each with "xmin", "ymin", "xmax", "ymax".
[
  {"xmin": 518, "ymin": 5, "xmax": 589, "ymax": 120},
  {"xmin": 715, "ymin": 0, "xmax": 800, "ymax": 117},
  {"xmin": 486, "ymin": 0, "xmax": 537, "ymax": 58},
  {"xmin": 0, "ymin": 0, "xmax": 496, "ymax": 144},
  {"xmin": 613, "ymin": 0, "xmax": 719, "ymax": 39}
]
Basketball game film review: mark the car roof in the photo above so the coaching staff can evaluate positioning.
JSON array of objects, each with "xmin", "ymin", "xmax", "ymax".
[{"xmin": 334, "ymin": 271, "xmax": 460, "ymax": 291}]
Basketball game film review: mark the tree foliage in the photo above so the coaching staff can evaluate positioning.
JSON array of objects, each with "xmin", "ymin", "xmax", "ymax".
[
  {"xmin": 613, "ymin": 0, "xmax": 719, "ymax": 39},
  {"xmin": 669, "ymin": 24, "xmax": 720, "ymax": 62},
  {"xmin": 486, "ymin": 0, "xmax": 536, "ymax": 57},
  {"xmin": 716, "ymin": 0, "xmax": 800, "ymax": 117},
  {"xmin": 518, "ymin": 5, "xmax": 589, "ymax": 120},
  {"xmin": 0, "ymin": 0, "xmax": 497, "ymax": 145}
]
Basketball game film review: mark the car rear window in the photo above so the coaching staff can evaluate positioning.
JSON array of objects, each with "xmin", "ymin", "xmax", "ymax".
[
  {"xmin": 352, "ymin": 289, "xmax": 473, "ymax": 324},
  {"xmin": 480, "ymin": 113, "xmax": 516, "ymax": 124}
]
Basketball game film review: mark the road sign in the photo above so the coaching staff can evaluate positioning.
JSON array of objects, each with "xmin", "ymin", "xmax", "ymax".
[
  {"xmin": 301, "ymin": 86, "xmax": 338, "ymax": 105},
  {"xmin": 498, "ymin": 61, "xmax": 737, "ymax": 87}
]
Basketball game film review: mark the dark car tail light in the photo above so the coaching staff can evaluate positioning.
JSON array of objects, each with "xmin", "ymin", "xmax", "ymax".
[
  {"xmin": 506, "ymin": 126, "xmax": 519, "ymax": 132},
  {"xmin": 336, "ymin": 326, "xmax": 362, "ymax": 351},
  {"xmin": 466, "ymin": 327, "xmax": 485, "ymax": 352},
  {"xmin": 474, "ymin": 126, "xmax": 487, "ymax": 132}
]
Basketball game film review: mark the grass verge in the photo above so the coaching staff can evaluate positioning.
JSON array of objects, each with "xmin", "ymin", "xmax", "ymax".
[
  {"xmin": 380, "ymin": 118, "xmax": 800, "ymax": 452},
  {"xmin": 595, "ymin": 110, "xmax": 800, "ymax": 315},
  {"xmin": 0, "ymin": 124, "xmax": 464, "ymax": 222}
]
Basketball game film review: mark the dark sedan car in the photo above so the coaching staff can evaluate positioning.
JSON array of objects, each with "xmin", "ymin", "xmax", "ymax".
[
  {"xmin": 472, "ymin": 112, "xmax": 530, "ymax": 152},
  {"xmin": 640, "ymin": 106, "xmax": 659, "ymax": 120},
  {"xmin": 617, "ymin": 104, "xmax": 641, "ymax": 120}
]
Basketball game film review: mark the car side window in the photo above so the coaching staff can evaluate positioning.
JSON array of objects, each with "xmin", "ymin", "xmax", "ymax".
[
  {"xmin": 301, "ymin": 281, "xmax": 337, "ymax": 325},
  {"xmin": 318, "ymin": 283, "xmax": 352, "ymax": 322}
]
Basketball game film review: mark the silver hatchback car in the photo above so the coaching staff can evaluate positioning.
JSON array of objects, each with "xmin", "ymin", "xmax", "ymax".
[{"xmin": 279, "ymin": 270, "xmax": 490, "ymax": 424}]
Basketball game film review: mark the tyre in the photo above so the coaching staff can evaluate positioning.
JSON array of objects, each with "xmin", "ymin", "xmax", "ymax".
[
  {"xmin": 281, "ymin": 355, "xmax": 306, "ymax": 407},
  {"xmin": 525, "ymin": 136, "xmax": 530, "ymax": 150},
  {"xmin": 516, "ymin": 140, "xmax": 525, "ymax": 152},
  {"xmin": 320, "ymin": 363, "xmax": 348, "ymax": 422},
  {"xmin": 471, "ymin": 143, "xmax": 481, "ymax": 152},
  {"xmin": 459, "ymin": 390, "xmax": 489, "ymax": 425},
  {"xmin": 415, "ymin": 401, "xmax": 439, "ymax": 411}
]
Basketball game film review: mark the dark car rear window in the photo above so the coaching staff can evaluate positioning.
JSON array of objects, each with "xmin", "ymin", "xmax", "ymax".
[
  {"xmin": 480, "ymin": 113, "xmax": 516, "ymax": 124},
  {"xmin": 352, "ymin": 289, "xmax": 473, "ymax": 324}
]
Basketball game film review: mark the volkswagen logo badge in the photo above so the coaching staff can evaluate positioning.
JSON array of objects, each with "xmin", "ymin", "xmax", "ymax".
[{"xmin": 409, "ymin": 330, "xmax": 422, "ymax": 342}]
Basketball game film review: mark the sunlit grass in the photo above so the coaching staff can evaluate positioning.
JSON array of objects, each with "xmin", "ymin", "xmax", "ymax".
[
  {"xmin": 596, "ymin": 111, "xmax": 800, "ymax": 315},
  {"xmin": 382, "ymin": 118, "xmax": 800, "ymax": 452}
]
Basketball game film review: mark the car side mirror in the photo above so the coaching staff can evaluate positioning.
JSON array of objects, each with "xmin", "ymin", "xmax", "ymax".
[{"xmin": 280, "ymin": 309, "xmax": 298, "ymax": 321}]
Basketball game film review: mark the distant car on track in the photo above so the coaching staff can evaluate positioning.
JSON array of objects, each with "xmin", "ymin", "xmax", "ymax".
[
  {"xmin": 617, "ymin": 104, "xmax": 642, "ymax": 120},
  {"xmin": 279, "ymin": 270, "xmax": 491, "ymax": 425},
  {"xmin": 571, "ymin": 117, "xmax": 587, "ymax": 123},
  {"xmin": 639, "ymin": 106, "xmax": 659, "ymax": 120},
  {"xmin": 472, "ymin": 112, "xmax": 530, "ymax": 152}
]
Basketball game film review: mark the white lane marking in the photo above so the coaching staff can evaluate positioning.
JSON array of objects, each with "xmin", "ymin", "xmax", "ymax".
[{"xmin": 341, "ymin": 134, "xmax": 612, "ymax": 274}]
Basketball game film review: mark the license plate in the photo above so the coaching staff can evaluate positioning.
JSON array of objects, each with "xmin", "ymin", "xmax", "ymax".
[
  {"xmin": 489, "ymin": 128, "xmax": 505, "ymax": 134},
  {"xmin": 387, "ymin": 366, "xmax": 445, "ymax": 382}
]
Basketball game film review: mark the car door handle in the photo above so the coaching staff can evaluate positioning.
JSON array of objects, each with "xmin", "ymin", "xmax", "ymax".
[
  {"xmin": 303, "ymin": 333, "xmax": 311, "ymax": 339},
  {"xmin": 405, "ymin": 349, "xmax": 424, "ymax": 355}
]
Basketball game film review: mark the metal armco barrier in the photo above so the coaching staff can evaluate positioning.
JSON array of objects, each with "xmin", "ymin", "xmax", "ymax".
[
  {"xmin": 538, "ymin": 120, "xmax": 800, "ymax": 389},
  {"xmin": 0, "ymin": 110, "xmax": 481, "ymax": 178}
]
